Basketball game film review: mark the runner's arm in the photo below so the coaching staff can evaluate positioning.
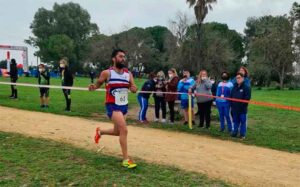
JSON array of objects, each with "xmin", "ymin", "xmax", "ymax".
[
  {"xmin": 89, "ymin": 70, "xmax": 109, "ymax": 90},
  {"xmin": 129, "ymin": 72, "xmax": 138, "ymax": 93}
]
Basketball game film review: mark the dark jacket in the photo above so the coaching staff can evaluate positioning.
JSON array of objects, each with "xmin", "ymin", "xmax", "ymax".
[
  {"xmin": 38, "ymin": 70, "xmax": 50, "ymax": 85},
  {"xmin": 165, "ymin": 76, "xmax": 179, "ymax": 102},
  {"xmin": 61, "ymin": 67, "xmax": 73, "ymax": 86},
  {"xmin": 9, "ymin": 64, "xmax": 18, "ymax": 80},
  {"xmin": 230, "ymin": 82, "xmax": 251, "ymax": 114},
  {"xmin": 138, "ymin": 79, "xmax": 156, "ymax": 99}
]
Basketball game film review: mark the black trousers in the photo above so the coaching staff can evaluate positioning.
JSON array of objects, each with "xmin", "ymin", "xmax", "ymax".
[
  {"xmin": 197, "ymin": 101, "xmax": 212, "ymax": 127},
  {"xmin": 62, "ymin": 89, "xmax": 71, "ymax": 111},
  {"xmin": 154, "ymin": 97, "xmax": 166, "ymax": 119},
  {"xmin": 90, "ymin": 72, "xmax": 95, "ymax": 83},
  {"xmin": 10, "ymin": 78, "xmax": 18, "ymax": 98},
  {"xmin": 168, "ymin": 101, "xmax": 175, "ymax": 123}
]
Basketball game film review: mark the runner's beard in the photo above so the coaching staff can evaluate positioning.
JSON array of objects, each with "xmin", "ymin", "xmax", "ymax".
[{"xmin": 116, "ymin": 62, "xmax": 126, "ymax": 69}]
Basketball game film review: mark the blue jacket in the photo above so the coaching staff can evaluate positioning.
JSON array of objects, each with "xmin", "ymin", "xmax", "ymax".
[
  {"xmin": 216, "ymin": 81, "xmax": 233, "ymax": 103},
  {"xmin": 230, "ymin": 82, "xmax": 251, "ymax": 114},
  {"xmin": 138, "ymin": 79, "xmax": 156, "ymax": 99},
  {"xmin": 177, "ymin": 78, "xmax": 195, "ymax": 100}
]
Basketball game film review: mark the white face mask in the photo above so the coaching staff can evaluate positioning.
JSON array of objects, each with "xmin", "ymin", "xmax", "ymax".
[
  {"xmin": 39, "ymin": 68, "xmax": 43, "ymax": 73},
  {"xmin": 168, "ymin": 74, "xmax": 173, "ymax": 78},
  {"xmin": 60, "ymin": 64, "xmax": 65, "ymax": 68},
  {"xmin": 211, "ymin": 80, "xmax": 215, "ymax": 84}
]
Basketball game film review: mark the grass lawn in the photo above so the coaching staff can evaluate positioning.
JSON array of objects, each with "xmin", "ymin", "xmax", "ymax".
[
  {"xmin": 0, "ymin": 76, "xmax": 299, "ymax": 152},
  {"xmin": 0, "ymin": 132, "xmax": 232, "ymax": 187}
]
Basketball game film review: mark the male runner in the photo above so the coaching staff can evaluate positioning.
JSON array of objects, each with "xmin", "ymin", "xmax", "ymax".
[{"xmin": 89, "ymin": 49, "xmax": 138, "ymax": 169}]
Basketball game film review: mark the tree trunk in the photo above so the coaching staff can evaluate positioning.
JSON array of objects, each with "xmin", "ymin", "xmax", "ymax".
[
  {"xmin": 196, "ymin": 23, "xmax": 202, "ymax": 71},
  {"xmin": 279, "ymin": 66, "xmax": 285, "ymax": 90}
]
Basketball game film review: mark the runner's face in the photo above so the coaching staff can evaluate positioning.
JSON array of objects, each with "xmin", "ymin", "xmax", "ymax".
[{"xmin": 114, "ymin": 52, "xmax": 126, "ymax": 69}]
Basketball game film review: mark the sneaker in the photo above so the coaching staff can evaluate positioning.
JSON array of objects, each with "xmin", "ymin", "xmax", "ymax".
[
  {"xmin": 154, "ymin": 118, "xmax": 159, "ymax": 122},
  {"xmin": 192, "ymin": 121, "xmax": 195, "ymax": 125},
  {"xmin": 239, "ymin": 136, "xmax": 246, "ymax": 140},
  {"xmin": 94, "ymin": 127, "xmax": 101, "ymax": 144},
  {"xmin": 40, "ymin": 105, "xmax": 45, "ymax": 108},
  {"xmin": 44, "ymin": 105, "xmax": 49, "ymax": 108},
  {"xmin": 139, "ymin": 120, "xmax": 149, "ymax": 124},
  {"xmin": 161, "ymin": 119, "xmax": 166, "ymax": 123},
  {"xmin": 122, "ymin": 159, "xmax": 137, "ymax": 169},
  {"xmin": 183, "ymin": 121, "xmax": 188, "ymax": 125}
]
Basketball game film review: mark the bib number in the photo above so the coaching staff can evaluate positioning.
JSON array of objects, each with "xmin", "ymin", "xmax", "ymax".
[{"xmin": 115, "ymin": 91, "xmax": 128, "ymax": 106}]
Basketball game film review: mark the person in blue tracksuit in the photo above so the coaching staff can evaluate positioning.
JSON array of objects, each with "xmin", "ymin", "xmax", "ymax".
[
  {"xmin": 137, "ymin": 73, "xmax": 156, "ymax": 123},
  {"xmin": 216, "ymin": 71, "xmax": 233, "ymax": 132},
  {"xmin": 230, "ymin": 73, "xmax": 251, "ymax": 139},
  {"xmin": 177, "ymin": 70, "xmax": 196, "ymax": 125}
]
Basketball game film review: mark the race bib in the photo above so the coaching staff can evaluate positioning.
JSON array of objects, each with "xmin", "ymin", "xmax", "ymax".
[{"xmin": 115, "ymin": 91, "xmax": 128, "ymax": 106}]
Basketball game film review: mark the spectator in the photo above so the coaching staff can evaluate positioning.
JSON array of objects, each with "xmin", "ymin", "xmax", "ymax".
[
  {"xmin": 153, "ymin": 71, "xmax": 167, "ymax": 123},
  {"xmin": 137, "ymin": 73, "xmax": 156, "ymax": 123},
  {"xmin": 231, "ymin": 66, "xmax": 251, "ymax": 87},
  {"xmin": 230, "ymin": 73, "xmax": 251, "ymax": 139},
  {"xmin": 165, "ymin": 68, "xmax": 180, "ymax": 125},
  {"xmin": 216, "ymin": 71, "xmax": 233, "ymax": 132},
  {"xmin": 177, "ymin": 70, "xmax": 195, "ymax": 125},
  {"xmin": 59, "ymin": 58, "xmax": 74, "ymax": 112},
  {"xmin": 194, "ymin": 70, "xmax": 213, "ymax": 128},
  {"xmin": 89, "ymin": 63, "xmax": 97, "ymax": 83},
  {"xmin": 210, "ymin": 77, "xmax": 218, "ymax": 99},
  {"xmin": 38, "ymin": 64, "xmax": 50, "ymax": 108},
  {"xmin": 9, "ymin": 59, "xmax": 18, "ymax": 99}
]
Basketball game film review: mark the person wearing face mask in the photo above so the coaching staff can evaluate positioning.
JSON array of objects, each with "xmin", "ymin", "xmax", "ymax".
[
  {"xmin": 210, "ymin": 77, "xmax": 218, "ymax": 101},
  {"xmin": 153, "ymin": 71, "xmax": 167, "ymax": 123},
  {"xmin": 89, "ymin": 49, "xmax": 138, "ymax": 169},
  {"xmin": 8, "ymin": 59, "xmax": 18, "ymax": 99},
  {"xmin": 177, "ymin": 70, "xmax": 196, "ymax": 125},
  {"xmin": 165, "ymin": 68, "xmax": 179, "ymax": 125},
  {"xmin": 216, "ymin": 71, "xmax": 233, "ymax": 132},
  {"xmin": 194, "ymin": 70, "xmax": 213, "ymax": 128},
  {"xmin": 59, "ymin": 58, "xmax": 74, "ymax": 112},
  {"xmin": 38, "ymin": 64, "xmax": 50, "ymax": 108}
]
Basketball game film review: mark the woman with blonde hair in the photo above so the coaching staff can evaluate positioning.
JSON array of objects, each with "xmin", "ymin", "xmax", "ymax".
[
  {"xmin": 194, "ymin": 70, "xmax": 213, "ymax": 128},
  {"xmin": 165, "ymin": 68, "xmax": 179, "ymax": 124},
  {"xmin": 153, "ymin": 71, "xmax": 167, "ymax": 123}
]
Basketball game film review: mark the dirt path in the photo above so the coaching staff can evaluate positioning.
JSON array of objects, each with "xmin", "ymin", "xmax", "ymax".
[{"xmin": 0, "ymin": 106, "xmax": 299, "ymax": 187}]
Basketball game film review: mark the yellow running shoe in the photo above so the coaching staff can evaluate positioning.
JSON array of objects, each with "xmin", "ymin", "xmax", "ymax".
[{"xmin": 122, "ymin": 159, "xmax": 137, "ymax": 169}]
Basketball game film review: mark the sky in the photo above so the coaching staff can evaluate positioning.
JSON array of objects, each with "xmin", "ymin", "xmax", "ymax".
[{"xmin": 0, "ymin": 0, "xmax": 298, "ymax": 66}]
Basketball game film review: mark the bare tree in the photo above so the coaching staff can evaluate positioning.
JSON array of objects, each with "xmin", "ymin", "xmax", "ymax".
[{"xmin": 168, "ymin": 11, "xmax": 192, "ymax": 45}]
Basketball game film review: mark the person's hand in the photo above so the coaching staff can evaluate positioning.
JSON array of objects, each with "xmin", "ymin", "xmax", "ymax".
[
  {"xmin": 130, "ymin": 85, "xmax": 138, "ymax": 93},
  {"xmin": 88, "ymin": 84, "xmax": 96, "ymax": 91}
]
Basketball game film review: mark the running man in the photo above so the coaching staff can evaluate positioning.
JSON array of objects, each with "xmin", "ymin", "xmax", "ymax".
[{"xmin": 89, "ymin": 49, "xmax": 138, "ymax": 169}]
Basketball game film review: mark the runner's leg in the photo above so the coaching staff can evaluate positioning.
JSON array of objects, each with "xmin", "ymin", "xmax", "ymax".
[{"xmin": 111, "ymin": 111, "xmax": 128, "ymax": 160}]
